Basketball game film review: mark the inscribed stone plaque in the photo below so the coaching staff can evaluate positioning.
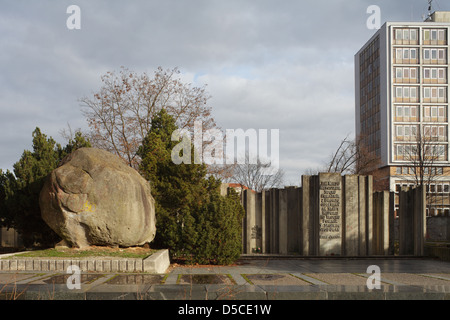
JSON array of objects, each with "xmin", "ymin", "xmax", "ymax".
[{"xmin": 319, "ymin": 173, "xmax": 342, "ymax": 255}]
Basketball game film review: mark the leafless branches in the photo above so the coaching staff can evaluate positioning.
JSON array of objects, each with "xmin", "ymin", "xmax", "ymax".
[
  {"xmin": 324, "ymin": 135, "xmax": 381, "ymax": 175},
  {"xmin": 229, "ymin": 155, "xmax": 284, "ymax": 192},
  {"xmin": 80, "ymin": 66, "xmax": 216, "ymax": 169},
  {"xmin": 399, "ymin": 130, "xmax": 446, "ymax": 188}
]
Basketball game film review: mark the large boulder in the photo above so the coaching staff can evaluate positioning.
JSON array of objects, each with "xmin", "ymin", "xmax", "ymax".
[{"xmin": 39, "ymin": 148, "xmax": 156, "ymax": 248}]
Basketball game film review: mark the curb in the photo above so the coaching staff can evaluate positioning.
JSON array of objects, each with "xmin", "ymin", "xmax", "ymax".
[
  {"xmin": 143, "ymin": 249, "xmax": 170, "ymax": 273},
  {"xmin": 0, "ymin": 249, "xmax": 170, "ymax": 274}
]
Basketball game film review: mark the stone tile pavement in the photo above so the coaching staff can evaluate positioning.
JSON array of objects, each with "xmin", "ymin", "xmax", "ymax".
[{"xmin": 1, "ymin": 257, "xmax": 450, "ymax": 300}]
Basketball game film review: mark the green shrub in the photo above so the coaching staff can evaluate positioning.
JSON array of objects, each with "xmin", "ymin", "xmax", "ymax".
[
  {"xmin": 192, "ymin": 186, "xmax": 244, "ymax": 265},
  {"xmin": 138, "ymin": 109, "xmax": 244, "ymax": 265}
]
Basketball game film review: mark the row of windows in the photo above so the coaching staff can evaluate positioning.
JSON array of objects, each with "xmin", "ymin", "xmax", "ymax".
[
  {"xmin": 394, "ymin": 106, "xmax": 447, "ymax": 122},
  {"xmin": 394, "ymin": 86, "xmax": 418, "ymax": 99},
  {"xmin": 394, "ymin": 86, "xmax": 447, "ymax": 102},
  {"xmin": 394, "ymin": 28, "xmax": 447, "ymax": 43},
  {"xmin": 423, "ymin": 87, "xmax": 447, "ymax": 99},
  {"xmin": 395, "ymin": 125, "xmax": 447, "ymax": 139},
  {"xmin": 396, "ymin": 206, "xmax": 449, "ymax": 217},
  {"xmin": 427, "ymin": 207, "xmax": 450, "ymax": 217},
  {"xmin": 395, "ymin": 167, "xmax": 445, "ymax": 176},
  {"xmin": 395, "ymin": 144, "xmax": 447, "ymax": 160},
  {"xmin": 394, "ymin": 29, "xmax": 418, "ymax": 41},
  {"xmin": 394, "ymin": 48, "xmax": 447, "ymax": 64},
  {"xmin": 395, "ymin": 67, "xmax": 447, "ymax": 79},
  {"xmin": 394, "ymin": 67, "xmax": 447, "ymax": 83},
  {"xmin": 424, "ymin": 29, "xmax": 447, "ymax": 42},
  {"xmin": 423, "ymin": 106, "xmax": 447, "ymax": 120},
  {"xmin": 424, "ymin": 67, "xmax": 446, "ymax": 80},
  {"xmin": 394, "ymin": 105, "xmax": 419, "ymax": 120}
]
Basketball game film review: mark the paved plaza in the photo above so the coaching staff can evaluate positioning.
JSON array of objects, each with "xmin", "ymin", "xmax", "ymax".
[{"xmin": 1, "ymin": 257, "xmax": 450, "ymax": 300}]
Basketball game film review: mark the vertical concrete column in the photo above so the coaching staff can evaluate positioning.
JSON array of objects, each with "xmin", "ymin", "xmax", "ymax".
[
  {"xmin": 344, "ymin": 175, "xmax": 359, "ymax": 256},
  {"xmin": 261, "ymin": 190, "xmax": 267, "ymax": 254},
  {"xmin": 366, "ymin": 176, "xmax": 374, "ymax": 256},
  {"xmin": 414, "ymin": 186, "xmax": 426, "ymax": 256},
  {"xmin": 302, "ymin": 175, "xmax": 320, "ymax": 256},
  {"xmin": 311, "ymin": 175, "xmax": 320, "ymax": 256},
  {"xmin": 374, "ymin": 190, "xmax": 392, "ymax": 256},
  {"xmin": 389, "ymin": 191, "xmax": 395, "ymax": 255},
  {"xmin": 382, "ymin": 191, "xmax": 393, "ymax": 255},
  {"xmin": 358, "ymin": 176, "xmax": 367, "ymax": 256},
  {"xmin": 399, "ymin": 187, "xmax": 414, "ymax": 255},
  {"xmin": 254, "ymin": 192, "xmax": 263, "ymax": 253},
  {"xmin": 243, "ymin": 190, "xmax": 256, "ymax": 254},
  {"xmin": 270, "ymin": 188, "xmax": 279, "ymax": 254},
  {"xmin": 373, "ymin": 191, "xmax": 385, "ymax": 255},
  {"xmin": 399, "ymin": 186, "xmax": 426, "ymax": 256},
  {"xmin": 286, "ymin": 187, "xmax": 301, "ymax": 254},
  {"xmin": 278, "ymin": 188, "xmax": 288, "ymax": 254},
  {"xmin": 301, "ymin": 176, "xmax": 311, "ymax": 256},
  {"xmin": 264, "ymin": 190, "xmax": 271, "ymax": 253}
]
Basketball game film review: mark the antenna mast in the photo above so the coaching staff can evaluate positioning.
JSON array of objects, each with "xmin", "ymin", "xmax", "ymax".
[{"xmin": 425, "ymin": 0, "xmax": 434, "ymax": 21}]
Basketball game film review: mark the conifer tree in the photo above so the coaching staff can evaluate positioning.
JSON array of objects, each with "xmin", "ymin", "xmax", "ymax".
[
  {"xmin": 138, "ymin": 109, "xmax": 244, "ymax": 264},
  {"xmin": 0, "ymin": 128, "xmax": 91, "ymax": 247}
]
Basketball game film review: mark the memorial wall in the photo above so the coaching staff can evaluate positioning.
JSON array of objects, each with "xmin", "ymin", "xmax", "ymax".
[{"xmin": 240, "ymin": 173, "xmax": 398, "ymax": 256}]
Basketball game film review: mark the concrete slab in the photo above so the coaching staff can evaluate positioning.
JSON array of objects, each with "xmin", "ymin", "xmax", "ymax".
[
  {"xmin": 178, "ymin": 274, "xmax": 235, "ymax": 285},
  {"xmin": 106, "ymin": 274, "xmax": 165, "ymax": 285},
  {"xmin": 381, "ymin": 273, "xmax": 450, "ymax": 286},
  {"xmin": 244, "ymin": 274, "xmax": 310, "ymax": 286},
  {"xmin": 421, "ymin": 273, "xmax": 450, "ymax": 281},
  {"xmin": 291, "ymin": 273, "xmax": 329, "ymax": 285},
  {"xmin": 303, "ymin": 273, "xmax": 370, "ymax": 286},
  {"xmin": 0, "ymin": 273, "xmax": 38, "ymax": 284}
]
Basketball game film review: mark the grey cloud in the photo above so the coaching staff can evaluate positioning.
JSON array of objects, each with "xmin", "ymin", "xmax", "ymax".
[{"xmin": 1, "ymin": 0, "xmax": 449, "ymax": 182}]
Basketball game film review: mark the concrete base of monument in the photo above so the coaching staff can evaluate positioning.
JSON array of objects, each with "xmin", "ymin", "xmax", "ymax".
[{"xmin": 0, "ymin": 249, "xmax": 170, "ymax": 274}]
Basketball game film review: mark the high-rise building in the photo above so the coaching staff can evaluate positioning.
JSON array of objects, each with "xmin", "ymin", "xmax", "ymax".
[{"xmin": 355, "ymin": 11, "xmax": 450, "ymax": 216}]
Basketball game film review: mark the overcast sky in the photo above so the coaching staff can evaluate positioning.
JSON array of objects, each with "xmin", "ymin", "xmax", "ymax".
[{"xmin": 1, "ymin": 0, "xmax": 449, "ymax": 185}]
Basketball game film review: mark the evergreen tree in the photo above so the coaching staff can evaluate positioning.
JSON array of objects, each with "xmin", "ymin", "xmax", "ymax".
[
  {"xmin": 138, "ymin": 109, "xmax": 244, "ymax": 264},
  {"xmin": 0, "ymin": 128, "xmax": 91, "ymax": 247}
]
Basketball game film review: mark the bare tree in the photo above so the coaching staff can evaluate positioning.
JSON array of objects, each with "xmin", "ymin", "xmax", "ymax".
[
  {"xmin": 80, "ymin": 66, "xmax": 216, "ymax": 169},
  {"xmin": 325, "ymin": 136, "xmax": 355, "ymax": 174},
  {"xmin": 401, "ymin": 131, "xmax": 446, "ymax": 187},
  {"xmin": 229, "ymin": 155, "xmax": 284, "ymax": 192},
  {"xmin": 325, "ymin": 134, "xmax": 381, "ymax": 175},
  {"xmin": 399, "ymin": 129, "xmax": 447, "ymax": 212}
]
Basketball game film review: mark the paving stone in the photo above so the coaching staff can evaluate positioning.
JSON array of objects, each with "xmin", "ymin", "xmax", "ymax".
[
  {"xmin": 381, "ymin": 273, "xmax": 450, "ymax": 286},
  {"xmin": 106, "ymin": 274, "xmax": 164, "ymax": 285},
  {"xmin": 0, "ymin": 273, "xmax": 36, "ymax": 284},
  {"xmin": 303, "ymin": 273, "xmax": 370, "ymax": 286},
  {"xmin": 245, "ymin": 274, "xmax": 310, "ymax": 286},
  {"xmin": 178, "ymin": 274, "xmax": 235, "ymax": 285}
]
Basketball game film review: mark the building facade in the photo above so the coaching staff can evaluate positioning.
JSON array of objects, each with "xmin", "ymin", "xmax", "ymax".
[{"xmin": 355, "ymin": 11, "xmax": 450, "ymax": 216}]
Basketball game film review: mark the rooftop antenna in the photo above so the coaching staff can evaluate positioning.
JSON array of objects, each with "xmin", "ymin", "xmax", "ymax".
[{"xmin": 424, "ymin": 0, "xmax": 434, "ymax": 21}]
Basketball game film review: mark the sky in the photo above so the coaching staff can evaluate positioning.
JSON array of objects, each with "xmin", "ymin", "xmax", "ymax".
[{"xmin": 1, "ymin": 0, "xmax": 449, "ymax": 186}]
